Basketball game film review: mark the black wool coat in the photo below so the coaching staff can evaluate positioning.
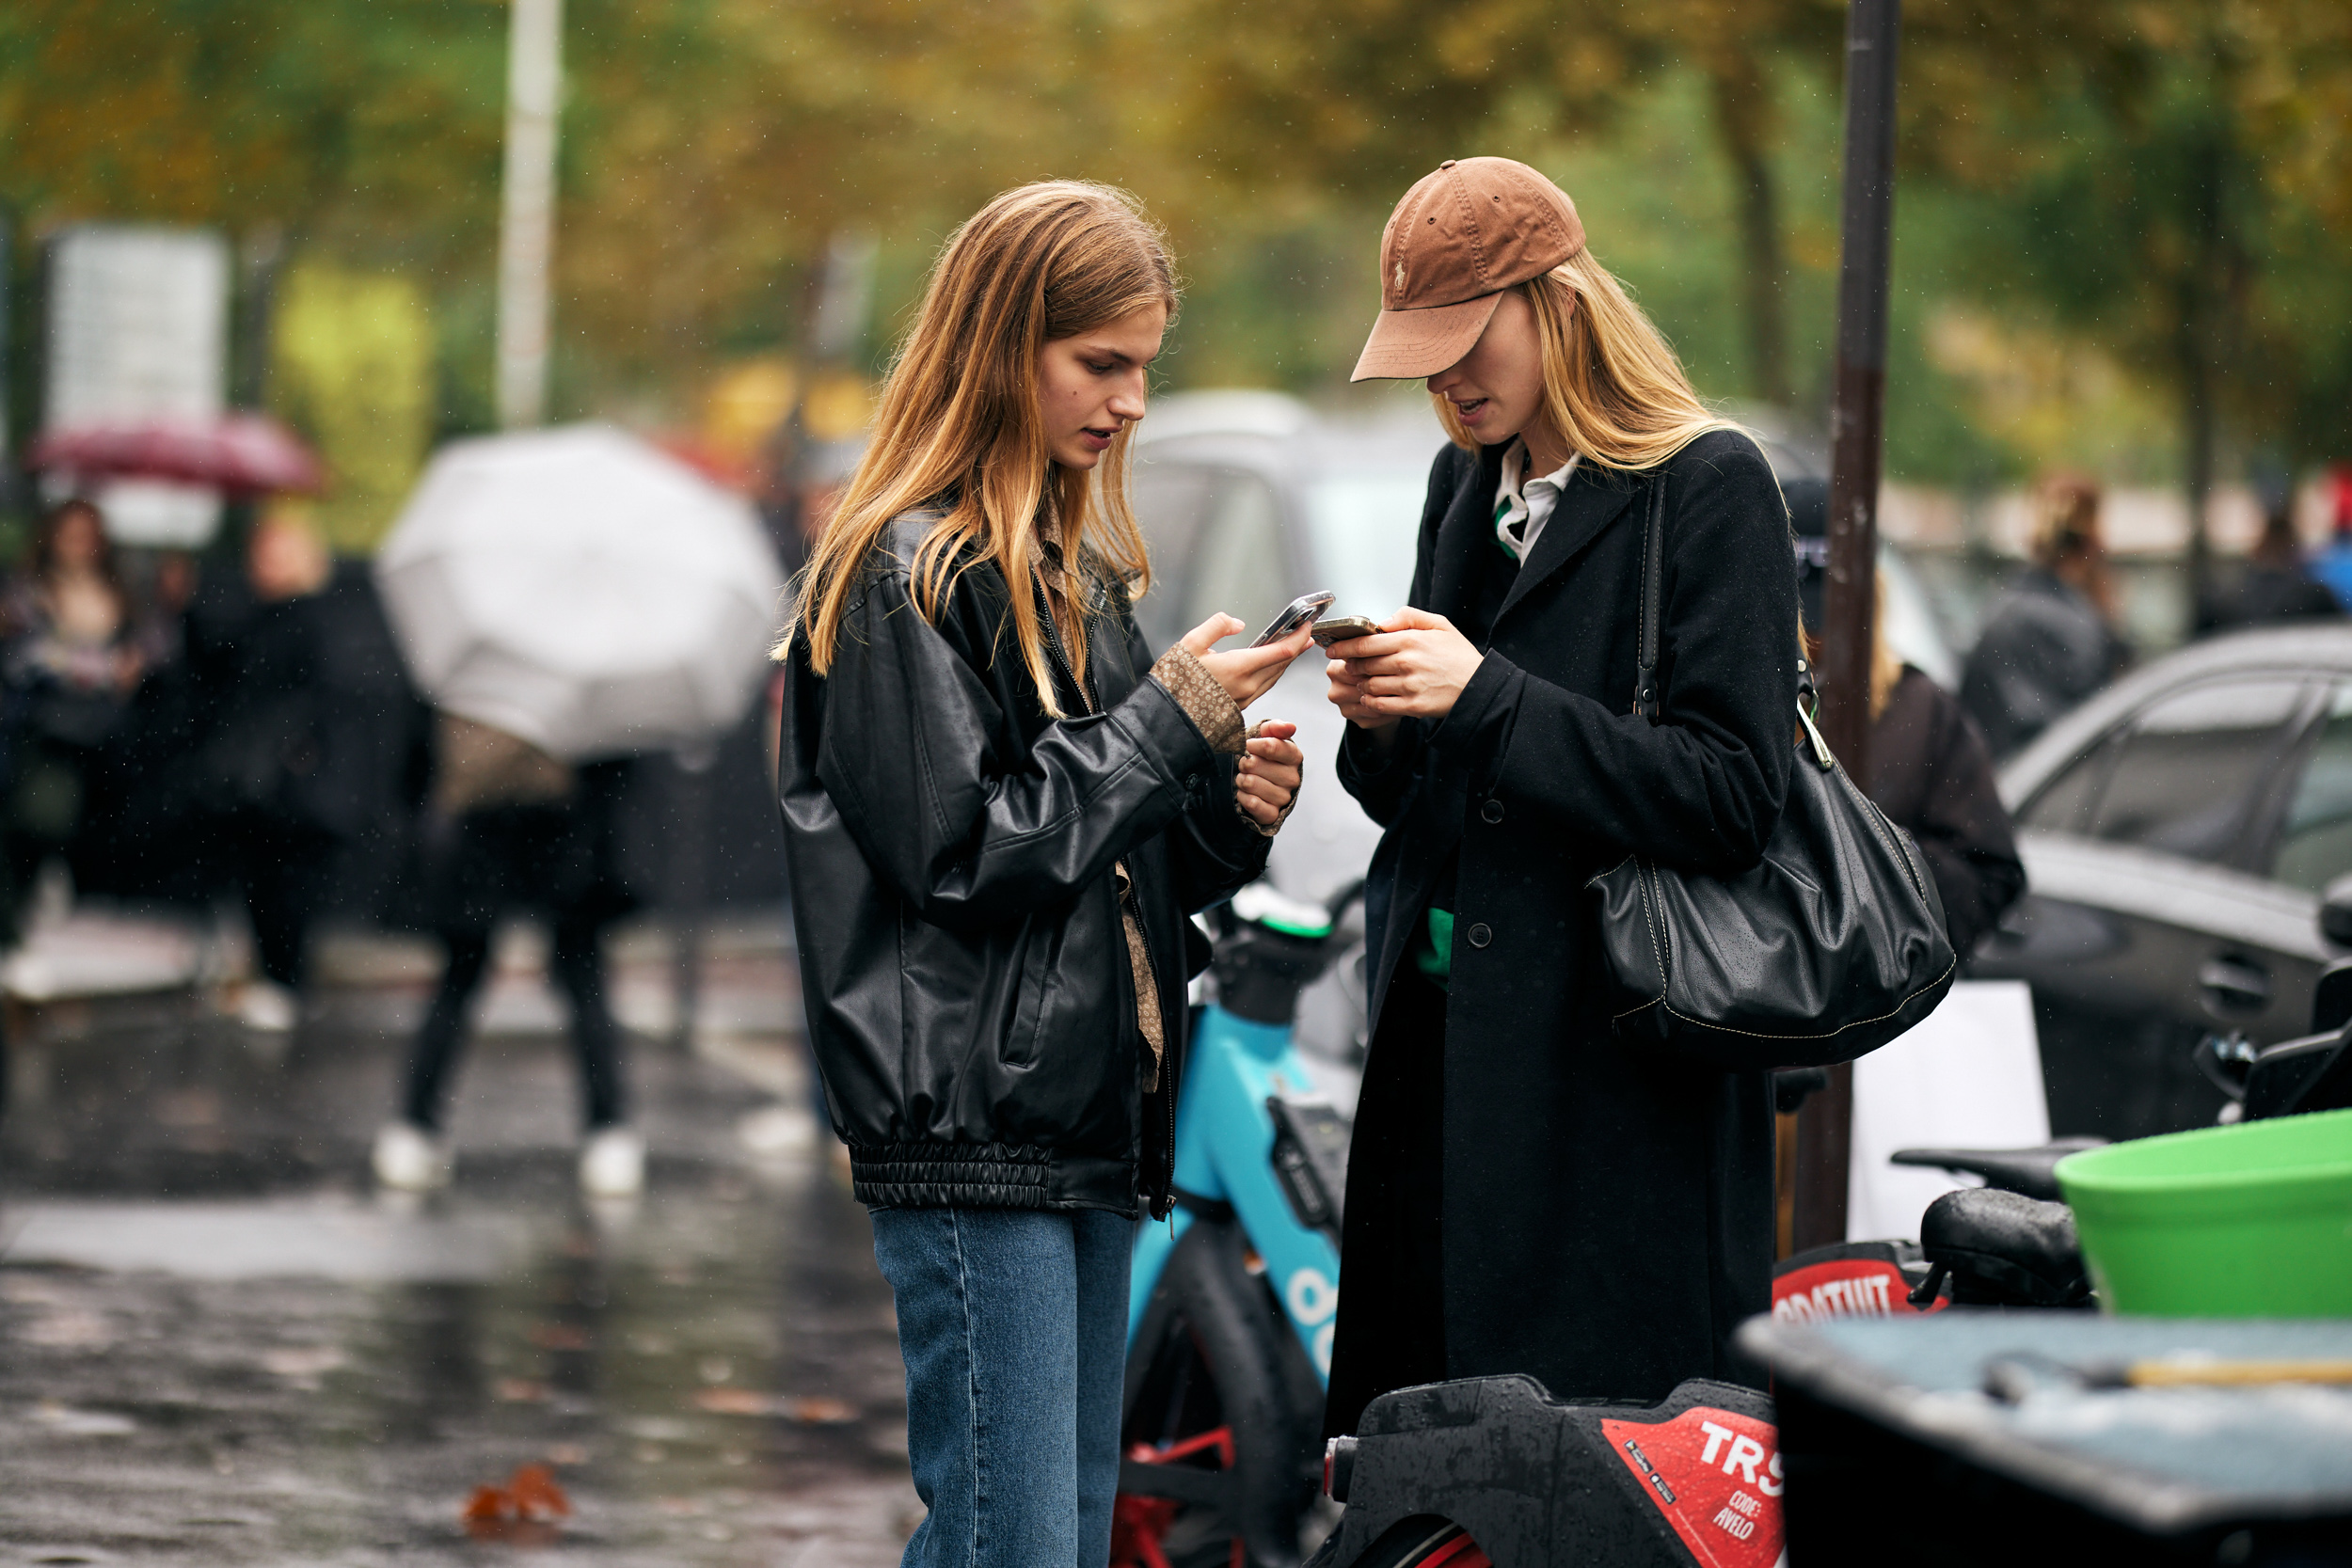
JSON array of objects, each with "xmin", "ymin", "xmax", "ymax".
[{"xmin": 1327, "ymin": 429, "xmax": 1798, "ymax": 1427}]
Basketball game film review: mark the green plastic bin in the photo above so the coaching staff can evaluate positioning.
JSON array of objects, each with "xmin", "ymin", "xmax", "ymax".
[{"xmin": 2054, "ymin": 1107, "xmax": 2352, "ymax": 1316}]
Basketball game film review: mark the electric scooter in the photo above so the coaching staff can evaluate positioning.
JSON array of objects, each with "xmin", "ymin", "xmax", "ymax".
[
  {"xmin": 1305, "ymin": 966, "xmax": 2352, "ymax": 1567},
  {"xmin": 1114, "ymin": 879, "xmax": 1363, "ymax": 1568}
]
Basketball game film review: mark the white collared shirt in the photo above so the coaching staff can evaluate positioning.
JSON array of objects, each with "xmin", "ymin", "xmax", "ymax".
[{"xmin": 1493, "ymin": 439, "xmax": 1582, "ymax": 562}]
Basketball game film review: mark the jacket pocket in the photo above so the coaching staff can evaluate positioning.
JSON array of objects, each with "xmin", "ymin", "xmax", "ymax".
[{"xmin": 1000, "ymin": 915, "xmax": 1064, "ymax": 1069}]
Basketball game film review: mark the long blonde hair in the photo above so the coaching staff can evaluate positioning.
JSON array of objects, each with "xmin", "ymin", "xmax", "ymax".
[
  {"xmin": 1434, "ymin": 248, "xmax": 1735, "ymax": 471},
  {"xmin": 786, "ymin": 182, "xmax": 1178, "ymax": 711}
]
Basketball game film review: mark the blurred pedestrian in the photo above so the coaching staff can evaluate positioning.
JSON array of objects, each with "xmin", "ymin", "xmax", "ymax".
[
  {"xmin": 2198, "ymin": 480, "xmax": 2341, "ymax": 632},
  {"xmin": 2307, "ymin": 465, "xmax": 2352, "ymax": 613},
  {"xmin": 200, "ymin": 511, "xmax": 417, "ymax": 1032},
  {"xmin": 1787, "ymin": 479, "xmax": 2025, "ymax": 959},
  {"xmin": 371, "ymin": 714, "xmax": 641, "ymax": 1196},
  {"xmin": 1958, "ymin": 473, "xmax": 2131, "ymax": 759},
  {"xmin": 776, "ymin": 182, "xmax": 1308, "ymax": 1568},
  {"xmin": 1322, "ymin": 159, "xmax": 1795, "ymax": 1433},
  {"xmin": 0, "ymin": 499, "xmax": 149, "ymax": 901}
]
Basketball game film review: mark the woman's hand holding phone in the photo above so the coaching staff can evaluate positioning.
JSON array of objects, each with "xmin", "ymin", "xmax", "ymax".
[
  {"xmin": 1324, "ymin": 607, "xmax": 1486, "ymax": 729},
  {"xmin": 1179, "ymin": 613, "xmax": 1313, "ymax": 709}
]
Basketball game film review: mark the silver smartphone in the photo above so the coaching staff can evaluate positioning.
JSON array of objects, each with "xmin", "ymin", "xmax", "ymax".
[{"xmin": 1251, "ymin": 591, "xmax": 1335, "ymax": 647}]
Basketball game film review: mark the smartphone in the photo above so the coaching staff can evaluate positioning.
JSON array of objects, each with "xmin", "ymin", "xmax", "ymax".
[
  {"xmin": 1311, "ymin": 615, "xmax": 1382, "ymax": 647},
  {"xmin": 1251, "ymin": 590, "xmax": 1335, "ymax": 647}
]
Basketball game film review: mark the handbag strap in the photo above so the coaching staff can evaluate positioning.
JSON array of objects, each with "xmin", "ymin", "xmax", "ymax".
[
  {"xmin": 1630, "ymin": 469, "xmax": 1832, "ymax": 771},
  {"xmin": 1632, "ymin": 472, "xmax": 1666, "ymax": 722}
]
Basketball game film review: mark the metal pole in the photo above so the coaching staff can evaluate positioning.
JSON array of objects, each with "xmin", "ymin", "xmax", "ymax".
[
  {"xmin": 1795, "ymin": 0, "xmax": 1901, "ymax": 1255},
  {"xmin": 496, "ymin": 0, "xmax": 564, "ymax": 430}
]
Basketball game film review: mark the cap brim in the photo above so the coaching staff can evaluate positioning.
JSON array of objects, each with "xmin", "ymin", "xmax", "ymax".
[{"xmin": 1350, "ymin": 292, "xmax": 1505, "ymax": 382}]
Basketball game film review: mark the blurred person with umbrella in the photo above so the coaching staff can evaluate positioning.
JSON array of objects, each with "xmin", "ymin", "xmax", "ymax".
[
  {"xmin": 1959, "ymin": 473, "xmax": 2133, "ymax": 758},
  {"xmin": 370, "ymin": 714, "xmax": 639, "ymax": 1196},
  {"xmin": 371, "ymin": 422, "xmax": 785, "ymax": 1193}
]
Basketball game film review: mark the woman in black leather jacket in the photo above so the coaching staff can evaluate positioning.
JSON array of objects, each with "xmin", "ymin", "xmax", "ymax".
[{"xmin": 774, "ymin": 182, "xmax": 1311, "ymax": 1568}]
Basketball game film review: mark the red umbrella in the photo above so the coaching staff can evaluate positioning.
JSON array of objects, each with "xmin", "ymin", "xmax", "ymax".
[{"xmin": 27, "ymin": 414, "xmax": 326, "ymax": 496}]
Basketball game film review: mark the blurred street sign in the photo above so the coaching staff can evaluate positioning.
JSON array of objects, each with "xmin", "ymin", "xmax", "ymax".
[{"xmin": 44, "ymin": 225, "xmax": 230, "ymax": 546}]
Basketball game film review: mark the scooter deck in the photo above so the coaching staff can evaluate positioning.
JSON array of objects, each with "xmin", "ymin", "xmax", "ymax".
[{"xmin": 1324, "ymin": 1372, "xmax": 1782, "ymax": 1568}]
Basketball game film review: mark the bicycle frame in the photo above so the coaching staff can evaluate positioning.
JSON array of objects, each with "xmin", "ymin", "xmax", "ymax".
[{"xmin": 1127, "ymin": 997, "xmax": 1344, "ymax": 1383}]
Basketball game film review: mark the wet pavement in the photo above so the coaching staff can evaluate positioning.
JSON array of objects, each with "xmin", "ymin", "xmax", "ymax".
[{"xmin": 0, "ymin": 916, "xmax": 918, "ymax": 1566}]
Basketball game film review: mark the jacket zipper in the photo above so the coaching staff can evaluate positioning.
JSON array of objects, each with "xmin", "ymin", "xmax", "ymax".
[{"xmin": 1032, "ymin": 573, "xmax": 1180, "ymax": 1220}]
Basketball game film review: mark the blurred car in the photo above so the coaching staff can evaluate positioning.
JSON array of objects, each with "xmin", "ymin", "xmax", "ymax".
[{"xmin": 1971, "ymin": 625, "xmax": 2352, "ymax": 1140}]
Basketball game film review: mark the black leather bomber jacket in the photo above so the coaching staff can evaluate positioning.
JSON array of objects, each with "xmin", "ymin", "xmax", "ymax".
[{"xmin": 777, "ymin": 515, "xmax": 1272, "ymax": 1217}]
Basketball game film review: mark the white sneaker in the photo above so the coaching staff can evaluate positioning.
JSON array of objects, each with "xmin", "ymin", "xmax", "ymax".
[
  {"xmin": 239, "ymin": 980, "xmax": 299, "ymax": 1033},
  {"xmin": 580, "ymin": 1127, "xmax": 645, "ymax": 1197},
  {"xmin": 372, "ymin": 1121, "xmax": 453, "ymax": 1191}
]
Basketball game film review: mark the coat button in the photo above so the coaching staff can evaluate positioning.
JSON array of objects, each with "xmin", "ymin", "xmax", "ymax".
[
  {"xmin": 1481, "ymin": 799, "xmax": 1504, "ymax": 824},
  {"xmin": 1467, "ymin": 923, "xmax": 1492, "ymax": 949},
  {"xmin": 1184, "ymin": 773, "xmax": 1201, "ymax": 792}
]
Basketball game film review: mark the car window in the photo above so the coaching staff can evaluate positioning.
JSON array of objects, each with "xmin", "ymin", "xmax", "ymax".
[
  {"xmin": 1301, "ymin": 472, "xmax": 1427, "ymax": 624},
  {"xmin": 2272, "ymin": 682, "xmax": 2352, "ymax": 894},
  {"xmin": 2016, "ymin": 731, "xmax": 2120, "ymax": 834},
  {"xmin": 2078, "ymin": 677, "xmax": 2312, "ymax": 863},
  {"xmin": 1130, "ymin": 463, "xmax": 1219, "ymax": 651},
  {"xmin": 1182, "ymin": 473, "xmax": 1288, "ymax": 646}
]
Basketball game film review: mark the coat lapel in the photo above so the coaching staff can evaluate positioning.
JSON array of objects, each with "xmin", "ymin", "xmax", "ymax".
[
  {"xmin": 1495, "ymin": 462, "xmax": 1644, "ymax": 627},
  {"xmin": 1426, "ymin": 442, "xmax": 1509, "ymax": 621}
]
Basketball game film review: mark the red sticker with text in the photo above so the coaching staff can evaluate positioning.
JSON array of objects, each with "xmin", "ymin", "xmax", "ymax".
[
  {"xmin": 1772, "ymin": 1257, "xmax": 1943, "ymax": 1323},
  {"xmin": 1600, "ymin": 1407, "xmax": 1785, "ymax": 1568}
]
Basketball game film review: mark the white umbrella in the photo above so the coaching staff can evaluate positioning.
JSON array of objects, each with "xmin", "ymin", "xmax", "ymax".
[{"xmin": 375, "ymin": 423, "xmax": 784, "ymax": 761}]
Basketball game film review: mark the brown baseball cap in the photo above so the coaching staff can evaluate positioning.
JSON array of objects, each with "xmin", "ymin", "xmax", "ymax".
[{"xmin": 1350, "ymin": 157, "xmax": 1586, "ymax": 382}]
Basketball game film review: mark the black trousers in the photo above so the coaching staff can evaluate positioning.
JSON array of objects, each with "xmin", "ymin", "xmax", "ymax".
[
  {"xmin": 402, "ymin": 914, "xmax": 626, "ymax": 1132},
  {"xmin": 1323, "ymin": 963, "xmax": 1448, "ymax": 1440},
  {"xmin": 236, "ymin": 815, "xmax": 334, "ymax": 990}
]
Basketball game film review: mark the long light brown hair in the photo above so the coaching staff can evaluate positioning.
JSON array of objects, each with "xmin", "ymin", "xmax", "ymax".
[
  {"xmin": 786, "ymin": 182, "xmax": 1178, "ymax": 712},
  {"xmin": 1435, "ymin": 249, "xmax": 1736, "ymax": 472}
]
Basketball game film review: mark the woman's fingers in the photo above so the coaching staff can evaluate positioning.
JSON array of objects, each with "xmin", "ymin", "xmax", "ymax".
[
  {"xmin": 1236, "ymin": 762, "xmax": 1303, "ymax": 797},
  {"xmin": 1323, "ymin": 630, "xmax": 1414, "ymax": 660},
  {"xmin": 1178, "ymin": 612, "xmax": 1247, "ymax": 657},
  {"xmin": 1196, "ymin": 625, "xmax": 1314, "ymax": 705},
  {"xmin": 1234, "ymin": 726, "xmax": 1303, "ymax": 822},
  {"xmin": 1235, "ymin": 770, "xmax": 1295, "ymax": 804}
]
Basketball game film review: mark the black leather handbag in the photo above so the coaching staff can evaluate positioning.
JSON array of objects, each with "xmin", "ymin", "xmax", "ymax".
[{"xmin": 1584, "ymin": 474, "xmax": 1956, "ymax": 1069}]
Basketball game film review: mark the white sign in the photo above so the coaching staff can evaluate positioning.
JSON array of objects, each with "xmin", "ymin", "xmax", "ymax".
[
  {"xmin": 1847, "ymin": 979, "xmax": 2051, "ymax": 1242},
  {"xmin": 44, "ymin": 225, "xmax": 230, "ymax": 546}
]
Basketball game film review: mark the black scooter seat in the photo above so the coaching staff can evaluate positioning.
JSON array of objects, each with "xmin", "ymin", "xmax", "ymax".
[
  {"xmin": 1917, "ymin": 1188, "xmax": 2092, "ymax": 1308},
  {"xmin": 1888, "ymin": 1137, "xmax": 2106, "ymax": 1200}
]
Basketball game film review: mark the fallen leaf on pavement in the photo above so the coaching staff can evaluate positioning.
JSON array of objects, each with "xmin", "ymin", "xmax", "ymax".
[{"xmin": 462, "ymin": 1463, "xmax": 571, "ymax": 1542}]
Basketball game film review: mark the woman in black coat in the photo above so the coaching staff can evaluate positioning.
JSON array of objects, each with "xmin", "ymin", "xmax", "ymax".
[{"xmin": 1319, "ymin": 159, "xmax": 1799, "ymax": 1434}]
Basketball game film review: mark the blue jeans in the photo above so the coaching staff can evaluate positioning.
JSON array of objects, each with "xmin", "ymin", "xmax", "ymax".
[{"xmin": 870, "ymin": 1207, "xmax": 1131, "ymax": 1568}]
